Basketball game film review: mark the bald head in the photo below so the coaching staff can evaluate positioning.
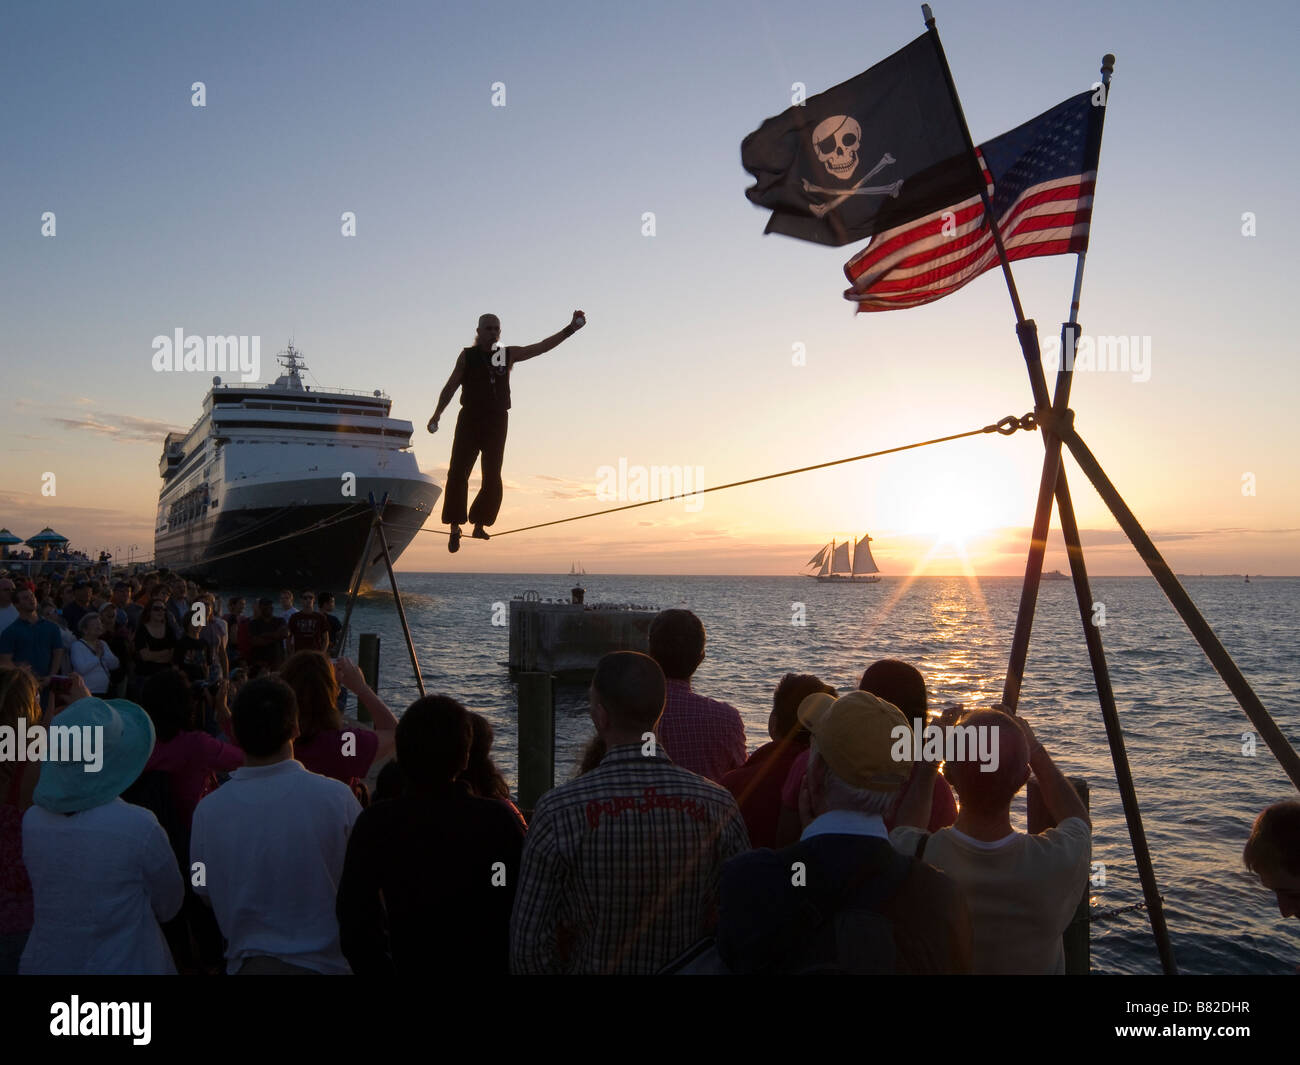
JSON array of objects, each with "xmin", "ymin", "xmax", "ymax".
[{"xmin": 475, "ymin": 314, "xmax": 502, "ymax": 349}]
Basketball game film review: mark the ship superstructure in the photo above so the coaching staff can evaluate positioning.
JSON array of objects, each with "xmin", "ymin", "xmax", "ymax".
[{"xmin": 154, "ymin": 343, "xmax": 439, "ymax": 588}]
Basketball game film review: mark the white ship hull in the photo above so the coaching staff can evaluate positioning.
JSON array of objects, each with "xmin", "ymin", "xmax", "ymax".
[{"xmin": 153, "ymin": 346, "xmax": 439, "ymax": 589}]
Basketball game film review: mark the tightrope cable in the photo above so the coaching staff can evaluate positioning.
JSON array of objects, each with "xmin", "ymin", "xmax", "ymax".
[{"xmin": 386, "ymin": 412, "xmax": 1038, "ymax": 540}]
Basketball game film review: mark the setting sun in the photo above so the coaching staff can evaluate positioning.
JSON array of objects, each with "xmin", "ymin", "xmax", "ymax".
[{"xmin": 890, "ymin": 466, "xmax": 1006, "ymax": 548}]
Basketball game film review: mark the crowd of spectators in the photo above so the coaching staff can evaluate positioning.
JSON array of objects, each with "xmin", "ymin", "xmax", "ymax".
[{"xmin": 0, "ymin": 587, "xmax": 1294, "ymax": 976}]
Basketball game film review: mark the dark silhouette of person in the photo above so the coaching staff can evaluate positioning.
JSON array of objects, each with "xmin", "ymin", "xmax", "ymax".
[{"xmin": 428, "ymin": 310, "xmax": 585, "ymax": 552}]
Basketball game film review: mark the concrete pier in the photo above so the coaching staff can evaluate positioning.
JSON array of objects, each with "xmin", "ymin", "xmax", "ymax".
[{"xmin": 508, "ymin": 590, "xmax": 656, "ymax": 681}]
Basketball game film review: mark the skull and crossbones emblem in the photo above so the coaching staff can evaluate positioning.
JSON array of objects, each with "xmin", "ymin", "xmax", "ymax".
[{"xmin": 803, "ymin": 114, "xmax": 903, "ymax": 217}]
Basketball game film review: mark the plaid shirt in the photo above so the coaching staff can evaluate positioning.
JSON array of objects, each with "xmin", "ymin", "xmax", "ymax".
[
  {"xmin": 510, "ymin": 744, "xmax": 751, "ymax": 975},
  {"xmin": 654, "ymin": 678, "xmax": 747, "ymax": 783}
]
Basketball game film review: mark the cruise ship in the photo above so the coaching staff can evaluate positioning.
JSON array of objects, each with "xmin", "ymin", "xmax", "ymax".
[{"xmin": 153, "ymin": 344, "xmax": 440, "ymax": 589}]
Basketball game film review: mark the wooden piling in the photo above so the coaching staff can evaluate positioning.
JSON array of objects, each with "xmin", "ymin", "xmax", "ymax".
[
  {"xmin": 517, "ymin": 672, "xmax": 555, "ymax": 812},
  {"xmin": 1027, "ymin": 776, "xmax": 1091, "ymax": 974},
  {"xmin": 357, "ymin": 633, "xmax": 379, "ymax": 724}
]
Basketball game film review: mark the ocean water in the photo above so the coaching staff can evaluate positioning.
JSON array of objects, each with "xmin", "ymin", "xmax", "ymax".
[{"xmin": 261, "ymin": 572, "xmax": 1299, "ymax": 975}]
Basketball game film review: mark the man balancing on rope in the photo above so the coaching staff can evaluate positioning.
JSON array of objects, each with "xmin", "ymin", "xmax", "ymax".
[{"xmin": 428, "ymin": 310, "xmax": 585, "ymax": 552}]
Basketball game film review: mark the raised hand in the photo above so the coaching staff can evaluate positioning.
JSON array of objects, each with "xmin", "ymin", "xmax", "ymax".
[
  {"xmin": 66, "ymin": 673, "xmax": 92, "ymax": 705},
  {"xmin": 332, "ymin": 656, "xmax": 367, "ymax": 694}
]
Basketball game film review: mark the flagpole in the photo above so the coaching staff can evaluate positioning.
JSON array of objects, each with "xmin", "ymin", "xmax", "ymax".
[
  {"xmin": 1002, "ymin": 57, "xmax": 1111, "ymax": 711},
  {"xmin": 921, "ymin": 5, "xmax": 1028, "ymax": 327},
  {"xmin": 920, "ymin": 16, "xmax": 1181, "ymax": 973},
  {"xmin": 1008, "ymin": 54, "xmax": 1177, "ymax": 974},
  {"xmin": 1066, "ymin": 54, "xmax": 1112, "ymax": 324},
  {"xmin": 920, "ymin": 10, "xmax": 1064, "ymax": 694},
  {"xmin": 1029, "ymin": 55, "xmax": 1178, "ymax": 977}
]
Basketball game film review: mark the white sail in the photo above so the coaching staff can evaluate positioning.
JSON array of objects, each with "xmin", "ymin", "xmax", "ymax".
[
  {"xmin": 831, "ymin": 540, "xmax": 851, "ymax": 574},
  {"xmin": 853, "ymin": 535, "xmax": 880, "ymax": 575},
  {"xmin": 806, "ymin": 544, "xmax": 830, "ymax": 569}
]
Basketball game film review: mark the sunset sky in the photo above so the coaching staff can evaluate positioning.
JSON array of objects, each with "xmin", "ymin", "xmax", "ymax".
[{"xmin": 3, "ymin": 0, "xmax": 1297, "ymax": 576}]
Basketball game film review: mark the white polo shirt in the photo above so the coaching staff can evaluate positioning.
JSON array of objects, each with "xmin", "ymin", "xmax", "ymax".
[
  {"xmin": 191, "ymin": 759, "xmax": 361, "ymax": 974},
  {"xmin": 21, "ymin": 799, "xmax": 184, "ymax": 974}
]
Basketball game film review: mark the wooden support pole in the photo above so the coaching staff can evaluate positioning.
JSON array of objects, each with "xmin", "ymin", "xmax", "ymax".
[
  {"xmin": 1051, "ymin": 456, "xmax": 1177, "ymax": 974},
  {"xmin": 516, "ymin": 672, "xmax": 555, "ymax": 812},
  {"xmin": 374, "ymin": 517, "xmax": 425, "ymax": 700},
  {"xmin": 356, "ymin": 634, "xmax": 379, "ymax": 724},
  {"xmin": 1053, "ymin": 419, "xmax": 1300, "ymax": 791}
]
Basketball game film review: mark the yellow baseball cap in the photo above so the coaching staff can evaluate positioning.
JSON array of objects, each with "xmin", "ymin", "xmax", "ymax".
[{"xmin": 797, "ymin": 689, "xmax": 913, "ymax": 791}]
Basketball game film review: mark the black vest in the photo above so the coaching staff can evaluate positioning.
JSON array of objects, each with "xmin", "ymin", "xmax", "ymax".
[{"xmin": 459, "ymin": 346, "xmax": 511, "ymax": 414}]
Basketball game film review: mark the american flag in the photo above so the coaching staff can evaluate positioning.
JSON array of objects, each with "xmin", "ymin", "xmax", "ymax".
[{"xmin": 843, "ymin": 90, "xmax": 1101, "ymax": 312}]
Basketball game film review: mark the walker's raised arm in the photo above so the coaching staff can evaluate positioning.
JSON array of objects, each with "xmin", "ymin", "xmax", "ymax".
[{"xmin": 510, "ymin": 309, "xmax": 585, "ymax": 364}]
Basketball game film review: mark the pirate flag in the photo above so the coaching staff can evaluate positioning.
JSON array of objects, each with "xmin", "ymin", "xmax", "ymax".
[{"xmin": 742, "ymin": 33, "xmax": 982, "ymax": 247}]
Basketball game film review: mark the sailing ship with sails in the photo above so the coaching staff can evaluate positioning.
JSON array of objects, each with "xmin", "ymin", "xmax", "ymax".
[{"xmin": 805, "ymin": 535, "xmax": 882, "ymax": 583}]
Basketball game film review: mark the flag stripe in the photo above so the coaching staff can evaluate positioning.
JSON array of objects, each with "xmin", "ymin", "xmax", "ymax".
[
  {"xmin": 844, "ymin": 175, "xmax": 1094, "ymax": 310},
  {"xmin": 843, "ymin": 89, "xmax": 1101, "ymax": 312},
  {"xmin": 859, "ymin": 192, "xmax": 1093, "ymax": 293}
]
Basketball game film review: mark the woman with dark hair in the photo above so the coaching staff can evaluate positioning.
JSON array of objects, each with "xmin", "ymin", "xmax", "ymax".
[
  {"xmin": 139, "ymin": 669, "xmax": 244, "ymax": 830},
  {"xmin": 133, "ymin": 599, "xmax": 178, "ymax": 697},
  {"xmin": 724, "ymin": 673, "xmax": 837, "ymax": 849},
  {"xmin": 460, "ymin": 712, "xmax": 526, "ymax": 828},
  {"xmin": 337, "ymin": 695, "xmax": 526, "ymax": 975},
  {"xmin": 858, "ymin": 659, "xmax": 959, "ymax": 834},
  {"xmin": 136, "ymin": 668, "xmax": 242, "ymax": 973},
  {"xmin": 279, "ymin": 651, "xmax": 397, "ymax": 784}
]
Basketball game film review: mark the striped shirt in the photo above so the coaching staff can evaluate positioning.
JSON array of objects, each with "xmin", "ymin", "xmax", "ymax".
[
  {"xmin": 654, "ymin": 678, "xmax": 747, "ymax": 783},
  {"xmin": 510, "ymin": 744, "xmax": 751, "ymax": 975}
]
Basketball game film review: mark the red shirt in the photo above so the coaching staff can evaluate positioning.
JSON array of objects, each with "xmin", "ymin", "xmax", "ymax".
[
  {"xmin": 780, "ymin": 747, "xmax": 959, "ymax": 833},
  {"xmin": 654, "ymin": 678, "xmax": 746, "ymax": 784},
  {"xmin": 721, "ymin": 738, "xmax": 807, "ymax": 849},
  {"xmin": 144, "ymin": 730, "xmax": 245, "ymax": 829},
  {"xmin": 294, "ymin": 727, "xmax": 380, "ymax": 784}
]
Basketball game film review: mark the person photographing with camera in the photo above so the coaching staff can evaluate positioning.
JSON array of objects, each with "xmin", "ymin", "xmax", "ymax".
[{"xmin": 428, "ymin": 309, "xmax": 586, "ymax": 553}]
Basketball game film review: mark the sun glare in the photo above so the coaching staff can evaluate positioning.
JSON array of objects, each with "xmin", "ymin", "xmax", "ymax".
[{"xmin": 895, "ymin": 469, "xmax": 1004, "ymax": 550}]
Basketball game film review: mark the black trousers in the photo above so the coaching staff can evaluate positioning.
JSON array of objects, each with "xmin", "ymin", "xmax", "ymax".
[{"xmin": 442, "ymin": 407, "xmax": 508, "ymax": 527}]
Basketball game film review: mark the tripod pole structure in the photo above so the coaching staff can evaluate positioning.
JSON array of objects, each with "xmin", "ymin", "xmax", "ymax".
[
  {"xmin": 338, "ymin": 492, "xmax": 386, "ymax": 656},
  {"xmin": 373, "ymin": 513, "xmax": 426, "ymax": 700},
  {"xmin": 1001, "ymin": 54, "xmax": 1115, "ymax": 710},
  {"xmin": 930, "ymin": 43, "xmax": 1185, "ymax": 972},
  {"xmin": 1052, "ymin": 417, "xmax": 1300, "ymax": 792}
]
